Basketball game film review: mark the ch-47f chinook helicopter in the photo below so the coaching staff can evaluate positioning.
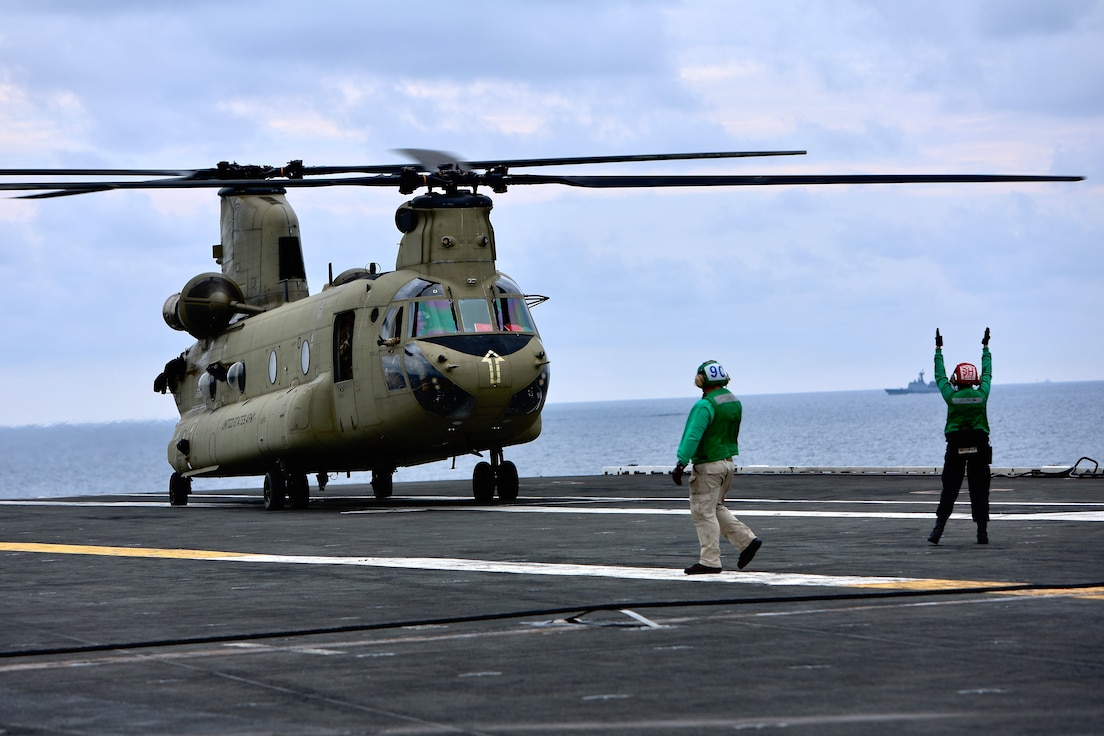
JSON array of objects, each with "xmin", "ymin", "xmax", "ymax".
[{"xmin": 1, "ymin": 150, "xmax": 1083, "ymax": 508}]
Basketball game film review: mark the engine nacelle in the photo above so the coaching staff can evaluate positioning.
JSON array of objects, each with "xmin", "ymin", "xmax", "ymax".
[{"xmin": 162, "ymin": 272, "xmax": 246, "ymax": 339}]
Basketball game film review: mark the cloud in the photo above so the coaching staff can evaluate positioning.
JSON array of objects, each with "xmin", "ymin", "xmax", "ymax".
[{"xmin": 0, "ymin": 0, "xmax": 1101, "ymax": 426}]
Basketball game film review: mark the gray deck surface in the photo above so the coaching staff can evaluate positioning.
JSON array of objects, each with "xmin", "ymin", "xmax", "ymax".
[{"xmin": 2, "ymin": 472, "xmax": 1102, "ymax": 735}]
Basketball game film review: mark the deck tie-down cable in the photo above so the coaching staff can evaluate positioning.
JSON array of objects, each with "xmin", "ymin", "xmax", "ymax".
[{"xmin": 3, "ymin": 580, "xmax": 1101, "ymax": 660}]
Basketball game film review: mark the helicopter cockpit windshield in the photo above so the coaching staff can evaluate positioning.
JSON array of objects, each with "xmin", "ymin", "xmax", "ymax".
[{"xmin": 398, "ymin": 277, "xmax": 537, "ymax": 339}]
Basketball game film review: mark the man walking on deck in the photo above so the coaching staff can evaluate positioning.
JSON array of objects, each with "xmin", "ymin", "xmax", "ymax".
[{"xmin": 672, "ymin": 360, "xmax": 762, "ymax": 574}]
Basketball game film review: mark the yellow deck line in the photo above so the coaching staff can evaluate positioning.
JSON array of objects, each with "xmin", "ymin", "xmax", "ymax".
[
  {"xmin": 998, "ymin": 586, "xmax": 1104, "ymax": 601},
  {"xmin": 0, "ymin": 542, "xmax": 238, "ymax": 560},
  {"xmin": 851, "ymin": 578, "xmax": 1016, "ymax": 591}
]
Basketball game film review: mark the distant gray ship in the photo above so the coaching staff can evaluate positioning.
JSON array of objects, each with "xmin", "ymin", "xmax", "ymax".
[{"xmin": 885, "ymin": 370, "xmax": 939, "ymax": 395}]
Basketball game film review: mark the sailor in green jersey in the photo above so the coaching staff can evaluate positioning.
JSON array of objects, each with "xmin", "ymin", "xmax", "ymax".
[
  {"xmin": 928, "ymin": 328, "xmax": 993, "ymax": 545},
  {"xmin": 672, "ymin": 360, "xmax": 761, "ymax": 574}
]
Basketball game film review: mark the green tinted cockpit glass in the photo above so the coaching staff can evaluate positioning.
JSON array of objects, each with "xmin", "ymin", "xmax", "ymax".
[
  {"xmin": 494, "ymin": 297, "xmax": 536, "ymax": 333},
  {"xmin": 411, "ymin": 299, "xmax": 459, "ymax": 337},
  {"xmin": 458, "ymin": 298, "xmax": 494, "ymax": 333},
  {"xmin": 491, "ymin": 277, "xmax": 536, "ymax": 333}
]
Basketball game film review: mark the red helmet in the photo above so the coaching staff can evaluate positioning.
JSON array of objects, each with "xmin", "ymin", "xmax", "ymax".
[{"xmin": 951, "ymin": 362, "xmax": 980, "ymax": 386}]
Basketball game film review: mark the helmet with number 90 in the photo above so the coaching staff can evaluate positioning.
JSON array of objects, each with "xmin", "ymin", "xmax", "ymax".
[{"xmin": 695, "ymin": 360, "xmax": 730, "ymax": 388}]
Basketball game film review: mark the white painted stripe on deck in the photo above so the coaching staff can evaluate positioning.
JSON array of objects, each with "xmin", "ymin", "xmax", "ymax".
[
  {"xmin": 347, "ymin": 505, "xmax": 1104, "ymax": 522},
  {"xmin": 3, "ymin": 497, "xmax": 1103, "ymax": 522},
  {"xmin": 220, "ymin": 554, "xmax": 932, "ymax": 586},
  {"xmin": 0, "ymin": 542, "xmax": 972, "ymax": 588}
]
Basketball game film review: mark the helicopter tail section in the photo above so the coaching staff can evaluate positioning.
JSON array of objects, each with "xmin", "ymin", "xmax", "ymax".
[{"xmin": 218, "ymin": 191, "xmax": 309, "ymax": 310}]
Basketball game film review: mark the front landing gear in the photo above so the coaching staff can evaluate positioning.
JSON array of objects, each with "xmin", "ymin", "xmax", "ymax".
[{"xmin": 472, "ymin": 449, "xmax": 519, "ymax": 504}]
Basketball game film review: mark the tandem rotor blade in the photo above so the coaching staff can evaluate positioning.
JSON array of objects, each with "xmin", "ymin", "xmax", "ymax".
[
  {"xmin": 499, "ymin": 173, "xmax": 1085, "ymax": 187},
  {"xmin": 0, "ymin": 151, "xmax": 1084, "ymax": 199},
  {"xmin": 0, "ymin": 168, "xmax": 196, "ymax": 177},
  {"xmin": 0, "ymin": 175, "xmax": 411, "ymax": 199}
]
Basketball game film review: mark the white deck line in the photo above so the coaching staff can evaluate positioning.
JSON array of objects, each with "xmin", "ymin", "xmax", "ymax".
[{"xmin": 603, "ymin": 465, "xmax": 1096, "ymax": 477}]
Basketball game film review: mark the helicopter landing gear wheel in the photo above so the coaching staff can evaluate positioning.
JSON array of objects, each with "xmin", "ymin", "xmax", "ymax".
[
  {"xmin": 169, "ymin": 472, "xmax": 191, "ymax": 506},
  {"xmin": 287, "ymin": 473, "xmax": 310, "ymax": 509},
  {"xmin": 472, "ymin": 462, "xmax": 495, "ymax": 504},
  {"xmin": 472, "ymin": 451, "xmax": 520, "ymax": 503},
  {"xmin": 371, "ymin": 468, "xmax": 394, "ymax": 499},
  {"xmin": 496, "ymin": 461, "xmax": 519, "ymax": 502},
  {"xmin": 263, "ymin": 470, "xmax": 286, "ymax": 511}
]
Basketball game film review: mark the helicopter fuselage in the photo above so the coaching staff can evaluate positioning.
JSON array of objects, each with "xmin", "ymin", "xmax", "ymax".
[{"xmin": 166, "ymin": 267, "xmax": 548, "ymax": 479}]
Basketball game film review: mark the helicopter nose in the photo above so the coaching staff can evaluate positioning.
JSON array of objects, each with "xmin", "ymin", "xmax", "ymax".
[{"xmin": 404, "ymin": 340, "xmax": 548, "ymax": 420}]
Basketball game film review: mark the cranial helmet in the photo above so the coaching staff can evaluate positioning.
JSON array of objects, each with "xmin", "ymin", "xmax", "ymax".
[
  {"xmin": 951, "ymin": 362, "xmax": 980, "ymax": 387},
  {"xmin": 695, "ymin": 360, "xmax": 730, "ymax": 388}
]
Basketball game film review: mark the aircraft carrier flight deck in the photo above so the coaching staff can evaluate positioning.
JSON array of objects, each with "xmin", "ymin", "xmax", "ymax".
[{"xmin": 2, "ymin": 472, "xmax": 1102, "ymax": 735}]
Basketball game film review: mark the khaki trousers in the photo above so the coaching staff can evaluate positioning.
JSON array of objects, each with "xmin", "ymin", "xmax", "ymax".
[{"xmin": 688, "ymin": 459, "xmax": 756, "ymax": 568}]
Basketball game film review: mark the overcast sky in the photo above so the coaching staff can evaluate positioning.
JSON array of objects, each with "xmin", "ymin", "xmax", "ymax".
[{"xmin": 1, "ymin": 0, "xmax": 1101, "ymax": 426}]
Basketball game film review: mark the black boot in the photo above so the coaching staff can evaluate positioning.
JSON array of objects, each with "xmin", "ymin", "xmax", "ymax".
[
  {"xmin": 977, "ymin": 525, "xmax": 988, "ymax": 545},
  {"xmin": 927, "ymin": 521, "xmax": 945, "ymax": 545}
]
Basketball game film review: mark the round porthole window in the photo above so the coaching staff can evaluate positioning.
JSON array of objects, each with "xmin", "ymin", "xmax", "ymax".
[
  {"xmin": 301, "ymin": 341, "xmax": 310, "ymax": 375},
  {"xmin": 268, "ymin": 350, "xmax": 278, "ymax": 385},
  {"xmin": 199, "ymin": 372, "xmax": 216, "ymax": 401},
  {"xmin": 227, "ymin": 361, "xmax": 246, "ymax": 392}
]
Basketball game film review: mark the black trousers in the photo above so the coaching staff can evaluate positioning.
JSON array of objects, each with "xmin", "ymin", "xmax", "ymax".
[{"xmin": 937, "ymin": 430, "xmax": 991, "ymax": 527}]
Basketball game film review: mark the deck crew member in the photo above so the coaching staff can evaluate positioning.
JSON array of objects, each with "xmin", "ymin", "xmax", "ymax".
[
  {"xmin": 672, "ymin": 360, "xmax": 762, "ymax": 574},
  {"xmin": 928, "ymin": 328, "xmax": 993, "ymax": 545}
]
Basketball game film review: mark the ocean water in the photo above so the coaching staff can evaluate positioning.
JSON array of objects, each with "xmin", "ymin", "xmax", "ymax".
[{"xmin": 1, "ymin": 382, "xmax": 1101, "ymax": 500}]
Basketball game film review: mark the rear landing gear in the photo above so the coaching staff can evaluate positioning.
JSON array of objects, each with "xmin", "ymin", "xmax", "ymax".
[
  {"xmin": 371, "ymin": 468, "xmax": 394, "ymax": 499},
  {"xmin": 471, "ymin": 449, "xmax": 519, "ymax": 504},
  {"xmin": 264, "ymin": 469, "xmax": 311, "ymax": 510},
  {"xmin": 263, "ymin": 470, "xmax": 285, "ymax": 511},
  {"xmin": 287, "ymin": 473, "xmax": 310, "ymax": 509},
  {"xmin": 169, "ymin": 472, "xmax": 191, "ymax": 506}
]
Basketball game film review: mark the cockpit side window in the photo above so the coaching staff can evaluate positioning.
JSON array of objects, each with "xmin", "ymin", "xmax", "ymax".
[
  {"xmin": 494, "ymin": 297, "xmax": 536, "ymax": 333},
  {"xmin": 382, "ymin": 353, "xmax": 406, "ymax": 390},
  {"xmin": 490, "ymin": 277, "xmax": 536, "ymax": 333},
  {"xmin": 380, "ymin": 305, "xmax": 404, "ymax": 345},
  {"xmin": 378, "ymin": 305, "xmax": 407, "ymax": 388}
]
